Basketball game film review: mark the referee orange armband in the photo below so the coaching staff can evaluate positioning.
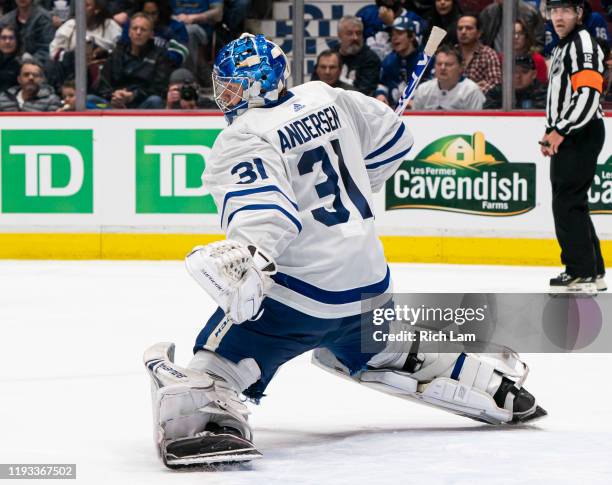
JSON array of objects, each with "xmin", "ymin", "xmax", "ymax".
[{"xmin": 570, "ymin": 69, "xmax": 604, "ymax": 93}]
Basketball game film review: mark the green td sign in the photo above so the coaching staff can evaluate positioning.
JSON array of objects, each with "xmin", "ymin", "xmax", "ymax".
[
  {"xmin": 1, "ymin": 130, "xmax": 93, "ymax": 213},
  {"xmin": 136, "ymin": 129, "xmax": 219, "ymax": 213}
]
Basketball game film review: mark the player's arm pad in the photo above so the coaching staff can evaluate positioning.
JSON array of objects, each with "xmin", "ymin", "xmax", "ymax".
[{"xmin": 185, "ymin": 240, "xmax": 276, "ymax": 324}]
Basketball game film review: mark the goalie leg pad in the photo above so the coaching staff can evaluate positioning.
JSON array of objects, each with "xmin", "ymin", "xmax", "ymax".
[
  {"xmin": 312, "ymin": 348, "xmax": 545, "ymax": 425},
  {"xmin": 144, "ymin": 342, "xmax": 260, "ymax": 466},
  {"xmin": 188, "ymin": 350, "xmax": 261, "ymax": 396}
]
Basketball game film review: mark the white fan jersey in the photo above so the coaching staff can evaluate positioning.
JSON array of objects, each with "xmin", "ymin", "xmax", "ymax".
[{"xmin": 203, "ymin": 81, "xmax": 413, "ymax": 318}]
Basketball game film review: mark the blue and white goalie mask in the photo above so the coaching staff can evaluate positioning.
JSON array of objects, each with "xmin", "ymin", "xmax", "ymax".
[{"xmin": 212, "ymin": 33, "xmax": 291, "ymax": 123}]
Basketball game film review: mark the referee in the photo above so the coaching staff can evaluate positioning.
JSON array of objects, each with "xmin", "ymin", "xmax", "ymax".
[{"xmin": 541, "ymin": 0, "xmax": 606, "ymax": 292}]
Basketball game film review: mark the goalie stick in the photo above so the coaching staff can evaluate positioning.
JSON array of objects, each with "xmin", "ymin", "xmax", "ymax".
[{"xmin": 394, "ymin": 26, "xmax": 447, "ymax": 116}]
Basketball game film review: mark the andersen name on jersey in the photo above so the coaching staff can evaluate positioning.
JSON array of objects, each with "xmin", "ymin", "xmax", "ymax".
[{"xmin": 278, "ymin": 106, "xmax": 342, "ymax": 153}]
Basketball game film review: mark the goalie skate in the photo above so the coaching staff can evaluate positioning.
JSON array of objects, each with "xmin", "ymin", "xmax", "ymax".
[{"xmin": 162, "ymin": 426, "xmax": 262, "ymax": 468}]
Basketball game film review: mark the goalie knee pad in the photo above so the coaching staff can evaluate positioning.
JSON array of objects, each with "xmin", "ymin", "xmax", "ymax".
[
  {"xmin": 188, "ymin": 349, "xmax": 261, "ymax": 393},
  {"xmin": 313, "ymin": 348, "xmax": 546, "ymax": 425},
  {"xmin": 144, "ymin": 343, "xmax": 260, "ymax": 466}
]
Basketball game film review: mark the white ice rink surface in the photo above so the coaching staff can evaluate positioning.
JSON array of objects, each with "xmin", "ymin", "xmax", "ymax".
[{"xmin": 1, "ymin": 261, "xmax": 611, "ymax": 485}]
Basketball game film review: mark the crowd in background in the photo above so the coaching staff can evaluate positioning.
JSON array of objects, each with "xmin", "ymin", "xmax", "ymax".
[
  {"xmin": 0, "ymin": 0, "xmax": 611, "ymax": 111},
  {"xmin": 311, "ymin": 0, "xmax": 612, "ymax": 111},
  {"xmin": 0, "ymin": 0, "xmax": 258, "ymax": 111}
]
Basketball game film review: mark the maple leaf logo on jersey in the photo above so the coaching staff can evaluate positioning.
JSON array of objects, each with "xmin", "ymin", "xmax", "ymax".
[{"xmin": 292, "ymin": 103, "xmax": 305, "ymax": 112}]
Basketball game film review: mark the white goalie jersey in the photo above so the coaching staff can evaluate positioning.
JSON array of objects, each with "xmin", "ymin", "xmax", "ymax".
[{"xmin": 203, "ymin": 81, "xmax": 413, "ymax": 318}]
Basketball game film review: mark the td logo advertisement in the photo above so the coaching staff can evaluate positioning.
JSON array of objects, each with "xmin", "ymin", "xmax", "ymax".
[
  {"xmin": 386, "ymin": 132, "xmax": 536, "ymax": 216},
  {"xmin": 1, "ymin": 130, "xmax": 93, "ymax": 213},
  {"xmin": 135, "ymin": 129, "xmax": 219, "ymax": 214}
]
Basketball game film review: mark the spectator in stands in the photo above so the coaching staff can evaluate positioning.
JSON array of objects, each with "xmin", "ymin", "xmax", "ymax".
[
  {"xmin": 223, "ymin": 0, "xmax": 250, "ymax": 39},
  {"xmin": 0, "ymin": 24, "xmax": 20, "ymax": 93},
  {"xmin": 456, "ymin": 14, "xmax": 502, "ymax": 94},
  {"xmin": 50, "ymin": 0, "xmax": 121, "ymax": 61},
  {"xmin": 424, "ymin": 0, "xmax": 462, "ymax": 46},
  {"xmin": 404, "ymin": 0, "xmax": 435, "ymax": 17},
  {"xmin": 603, "ymin": 44, "xmax": 612, "ymax": 108},
  {"xmin": 480, "ymin": 0, "xmax": 544, "ymax": 52},
  {"xmin": 57, "ymin": 77, "xmax": 75, "ymax": 110},
  {"xmin": 375, "ymin": 16, "xmax": 421, "ymax": 106},
  {"xmin": 35, "ymin": 0, "xmax": 72, "ymax": 29},
  {"xmin": 513, "ymin": 18, "xmax": 547, "ymax": 83},
  {"xmin": 0, "ymin": 59, "xmax": 62, "ymax": 111},
  {"xmin": 523, "ymin": 0, "xmax": 544, "ymax": 11},
  {"xmin": 43, "ymin": 0, "xmax": 72, "ymax": 29},
  {"xmin": 379, "ymin": 0, "xmax": 428, "ymax": 46},
  {"xmin": 604, "ymin": 0, "xmax": 612, "ymax": 20},
  {"xmin": 171, "ymin": 0, "xmax": 223, "ymax": 76},
  {"xmin": 0, "ymin": 0, "xmax": 55, "ymax": 64},
  {"xmin": 0, "ymin": 1, "xmax": 16, "ymax": 17},
  {"xmin": 47, "ymin": 0, "xmax": 120, "ymax": 92},
  {"xmin": 313, "ymin": 50, "xmax": 355, "ymax": 90},
  {"xmin": 543, "ymin": 1, "xmax": 610, "ymax": 57},
  {"xmin": 357, "ymin": 0, "xmax": 428, "ymax": 60},
  {"xmin": 121, "ymin": 0, "xmax": 188, "ymax": 67},
  {"xmin": 335, "ymin": 15, "xmax": 381, "ymax": 96},
  {"xmin": 484, "ymin": 54, "xmax": 547, "ymax": 109},
  {"xmin": 165, "ymin": 67, "xmax": 214, "ymax": 108},
  {"xmin": 93, "ymin": 12, "xmax": 170, "ymax": 108},
  {"xmin": 108, "ymin": 0, "xmax": 136, "ymax": 25},
  {"xmin": 411, "ymin": 44, "xmax": 484, "ymax": 110}
]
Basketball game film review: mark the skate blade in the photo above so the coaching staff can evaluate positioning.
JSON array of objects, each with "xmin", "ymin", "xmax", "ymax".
[
  {"xmin": 548, "ymin": 284, "xmax": 597, "ymax": 296},
  {"xmin": 163, "ymin": 433, "xmax": 262, "ymax": 468},
  {"xmin": 165, "ymin": 449, "xmax": 263, "ymax": 467},
  {"xmin": 510, "ymin": 405, "xmax": 548, "ymax": 424}
]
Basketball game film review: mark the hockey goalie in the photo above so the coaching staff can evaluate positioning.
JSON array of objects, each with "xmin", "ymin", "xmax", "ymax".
[{"xmin": 144, "ymin": 33, "xmax": 546, "ymax": 468}]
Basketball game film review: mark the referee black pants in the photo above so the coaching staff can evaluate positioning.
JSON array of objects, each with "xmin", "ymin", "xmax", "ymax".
[{"xmin": 550, "ymin": 118, "xmax": 605, "ymax": 277}]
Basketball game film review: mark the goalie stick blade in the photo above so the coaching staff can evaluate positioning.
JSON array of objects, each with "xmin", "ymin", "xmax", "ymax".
[
  {"xmin": 423, "ymin": 26, "xmax": 447, "ymax": 56},
  {"xmin": 163, "ymin": 432, "xmax": 262, "ymax": 468}
]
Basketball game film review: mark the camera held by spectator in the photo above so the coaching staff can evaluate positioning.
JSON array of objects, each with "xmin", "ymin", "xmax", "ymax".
[{"xmin": 165, "ymin": 68, "xmax": 214, "ymax": 109}]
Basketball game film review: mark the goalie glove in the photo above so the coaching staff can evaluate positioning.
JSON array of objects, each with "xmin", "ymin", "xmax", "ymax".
[{"xmin": 185, "ymin": 240, "xmax": 276, "ymax": 324}]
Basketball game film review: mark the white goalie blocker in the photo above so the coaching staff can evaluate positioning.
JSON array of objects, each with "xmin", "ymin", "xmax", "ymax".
[{"xmin": 312, "ymin": 348, "xmax": 545, "ymax": 425}]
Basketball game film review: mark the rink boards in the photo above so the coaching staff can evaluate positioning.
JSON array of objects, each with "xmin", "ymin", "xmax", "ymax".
[{"xmin": 1, "ymin": 112, "xmax": 611, "ymax": 264}]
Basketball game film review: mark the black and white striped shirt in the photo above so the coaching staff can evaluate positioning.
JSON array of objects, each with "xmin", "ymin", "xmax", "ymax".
[{"xmin": 546, "ymin": 26, "xmax": 604, "ymax": 136}]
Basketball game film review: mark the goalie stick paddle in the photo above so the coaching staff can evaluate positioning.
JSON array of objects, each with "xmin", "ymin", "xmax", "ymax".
[{"xmin": 394, "ymin": 26, "xmax": 447, "ymax": 116}]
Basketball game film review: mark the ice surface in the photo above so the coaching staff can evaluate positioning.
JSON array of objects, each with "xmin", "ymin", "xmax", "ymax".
[{"xmin": 0, "ymin": 261, "xmax": 610, "ymax": 484}]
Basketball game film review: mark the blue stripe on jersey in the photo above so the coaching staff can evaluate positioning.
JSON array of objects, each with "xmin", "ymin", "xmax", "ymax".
[
  {"xmin": 259, "ymin": 91, "xmax": 295, "ymax": 109},
  {"xmin": 271, "ymin": 266, "xmax": 391, "ymax": 304},
  {"xmin": 221, "ymin": 185, "xmax": 299, "ymax": 222},
  {"xmin": 450, "ymin": 353, "xmax": 466, "ymax": 380},
  {"xmin": 366, "ymin": 146, "xmax": 412, "ymax": 170},
  {"xmin": 364, "ymin": 123, "xmax": 406, "ymax": 160},
  {"xmin": 226, "ymin": 203, "xmax": 302, "ymax": 233}
]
